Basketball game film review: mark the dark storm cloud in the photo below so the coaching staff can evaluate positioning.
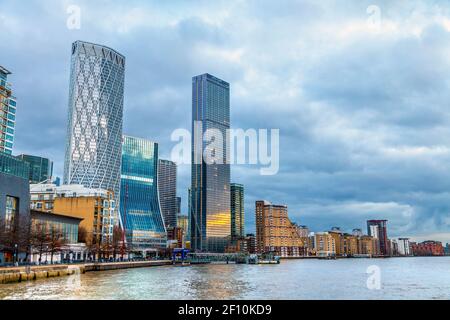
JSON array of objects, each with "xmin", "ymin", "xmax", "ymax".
[{"xmin": 2, "ymin": 0, "xmax": 450, "ymax": 242}]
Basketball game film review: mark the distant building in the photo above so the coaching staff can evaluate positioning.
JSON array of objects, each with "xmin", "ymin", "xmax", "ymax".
[
  {"xmin": 0, "ymin": 66, "xmax": 17, "ymax": 155},
  {"xmin": 445, "ymin": 243, "xmax": 450, "ymax": 256},
  {"xmin": 329, "ymin": 228, "xmax": 344, "ymax": 256},
  {"xmin": 0, "ymin": 152, "xmax": 30, "ymax": 263},
  {"xmin": 411, "ymin": 241, "xmax": 445, "ymax": 256},
  {"xmin": 177, "ymin": 214, "xmax": 189, "ymax": 239},
  {"xmin": 230, "ymin": 183, "xmax": 245, "ymax": 242},
  {"xmin": 167, "ymin": 226, "xmax": 185, "ymax": 249},
  {"xmin": 16, "ymin": 154, "xmax": 53, "ymax": 184},
  {"xmin": 352, "ymin": 228, "xmax": 363, "ymax": 237},
  {"xmin": 255, "ymin": 200, "xmax": 305, "ymax": 257},
  {"xmin": 398, "ymin": 238, "xmax": 412, "ymax": 256},
  {"xmin": 358, "ymin": 235, "xmax": 378, "ymax": 256},
  {"xmin": 158, "ymin": 159, "xmax": 178, "ymax": 229},
  {"xmin": 176, "ymin": 197, "xmax": 181, "ymax": 215},
  {"xmin": 30, "ymin": 184, "xmax": 115, "ymax": 246},
  {"xmin": 367, "ymin": 220, "xmax": 389, "ymax": 256},
  {"xmin": 120, "ymin": 136, "xmax": 167, "ymax": 250},
  {"xmin": 246, "ymin": 233, "xmax": 257, "ymax": 254},
  {"xmin": 390, "ymin": 239, "xmax": 399, "ymax": 256}
]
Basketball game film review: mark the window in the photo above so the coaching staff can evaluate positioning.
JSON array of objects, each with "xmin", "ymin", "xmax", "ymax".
[{"xmin": 5, "ymin": 196, "xmax": 18, "ymax": 230}]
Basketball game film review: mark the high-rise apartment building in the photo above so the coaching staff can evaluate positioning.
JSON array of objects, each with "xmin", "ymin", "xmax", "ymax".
[
  {"xmin": 230, "ymin": 183, "xmax": 245, "ymax": 241},
  {"xmin": 0, "ymin": 66, "xmax": 17, "ymax": 155},
  {"xmin": 255, "ymin": 200, "xmax": 305, "ymax": 257},
  {"xmin": 158, "ymin": 159, "xmax": 177, "ymax": 229},
  {"xmin": 398, "ymin": 238, "xmax": 412, "ymax": 256},
  {"xmin": 120, "ymin": 136, "xmax": 166, "ymax": 250},
  {"xmin": 191, "ymin": 74, "xmax": 231, "ymax": 252},
  {"xmin": 63, "ymin": 41, "xmax": 125, "ymax": 226},
  {"xmin": 16, "ymin": 154, "xmax": 53, "ymax": 184},
  {"xmin": 367, "ymin": 220, "xmax": 389, "ymax": 256}
]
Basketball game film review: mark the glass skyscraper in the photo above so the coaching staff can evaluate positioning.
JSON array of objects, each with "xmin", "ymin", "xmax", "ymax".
[
  {"xmin": 191, "ymin": 73, "xmax": 231, "ymax": 252},
  {"xmin": 63, "ymin": 41, "xmax": 125, "ymax": 225},
  {"xmin": 230, "ymin": 183, "xmax": 245, "ymax": 241},
  {"xmin": 0, "ymin": 66, "xmax": 17, "ymax": 155},
  {"xmin": 16, "ymin": 154, "xmax": 53, "ymax": 184},
  {"xmin": 158, "ymin": 159, "xmax": 177, "ymax": 229},
  {"xmin": 120, "ymin": 136, "xmax": 167, "ymax": 250}
]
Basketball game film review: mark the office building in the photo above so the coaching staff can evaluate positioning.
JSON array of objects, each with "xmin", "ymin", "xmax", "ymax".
[
  {"xmin": 63, "ymin": 41, "xmax": 125, "ymax": 226},
  {"xmin": 191, "ymin": 74, "xmax": 231, "ymax": 252},
  {"xmin": 255, "ymin": 200, "xmax": 305, "ymax": 257},
  {"xmin": 158, "ymin": 159, "xmax": 177, "ymax": 228},
  {"xmin": 120, "ymin": 136, "xmax": 166, "ymax": 250},
  {"xmin": 0, "ymin": 66, "xmax": 17, "ymax": 155},
  {"xmin": 177, "ymin": 214, "xmax": 189, "ymax": 238},
  {"xmin": 230, "ymin": 183, "xmax": 245, "ymax": 241},
  {"xmin": 0, "ymin": 152, "xmax": 30, "ymax": 263},
  {"xmin": 16, "ymin": 154, "xmax": 53, "ymax": 184},
  {"xmin": 367, "ymin": 220, "xmax": 389, "ymax": 256}
]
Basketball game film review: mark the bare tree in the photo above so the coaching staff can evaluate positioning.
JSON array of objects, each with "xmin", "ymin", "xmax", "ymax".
[
  {"xmin": 48, "ymin": 225, "xmax": 67, "ymax": 264},
  {"xmin": 30, "ymin": 222, "xmax": 49, "ymax": 264}
]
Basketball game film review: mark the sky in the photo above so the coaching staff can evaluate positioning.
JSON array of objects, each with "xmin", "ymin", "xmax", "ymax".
[{"xmin": 2, "ymin": 0, "xmax": 450, "ymax": 243}]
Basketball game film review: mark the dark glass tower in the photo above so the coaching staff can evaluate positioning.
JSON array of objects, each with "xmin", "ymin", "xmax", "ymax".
[
  {"xmin": 120, "ymin": 135, "xmax": 167, "ymax": 250},
  {"xmin": 191, "ymin": 73, "xmax": 231, "ymax": 252},
  {"xmin": 367, "ymin": 220, "xmax": 389, "ymax": 256},
  {"xmin": 16, "ymin": 154, "xmax": 53, "ymax": 184},
  {"xmin": 158, "ymin": 159, "xmax": 177, "ymax": 228},
  {"xmin": 230, "ymin": 183, "xmax": 245, "ymax": 242}
]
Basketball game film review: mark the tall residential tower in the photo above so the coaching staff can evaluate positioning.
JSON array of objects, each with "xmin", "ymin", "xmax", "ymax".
[
  {"xmin": 0, "ymin": 66, "xmax": 17, "ymax": 155},
  {"xmin": 190, "ymin": 74, "xmax": 231, "ymax": 252},
  {"xmin": 230, "ymin": 183, "xmax": 245, "ymax": 241},
  {"xmin": 63, "ymin": 41, "xmax": 125, "ymax": 225}
]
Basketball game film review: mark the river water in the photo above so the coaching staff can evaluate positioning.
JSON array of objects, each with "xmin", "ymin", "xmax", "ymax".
[{"xmin": 1, "ymin": 257, "xmax": 449, "ymax": 300}]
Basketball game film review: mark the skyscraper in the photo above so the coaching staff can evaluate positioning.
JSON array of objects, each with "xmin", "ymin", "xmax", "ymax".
[
  {"xmin": 367, "ymin": 220, "xmax": 389, "ymax": 256},
  {"xmin": 230, "ymin": 183, "xmax": 245, "ymax": 241},
  {"xmin": 158, "ymin": 159, "xmax": 177, "ymax": 228},
  {"xmin": 16, "ymin": 154, "xmax": 53, "ymax": 184},
  {"xmin": 0, "ymin": 66, "xmax": 17, "ymax": 155},
  {"xmin": 63, "ymin": 41, "xmax": 125, "ymax": 226},
  {"xmin": 191, "ymin": 74, "xmax": 231, "ymax": 252},
  {"xmin": 120, "ymin": 136, "xmax": 166, "ymax": 250}
]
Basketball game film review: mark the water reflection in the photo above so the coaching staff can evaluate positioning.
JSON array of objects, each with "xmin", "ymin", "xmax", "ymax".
[{"xmin": 1, "ymin": 258, "xmax": 450, "ymax": 300}]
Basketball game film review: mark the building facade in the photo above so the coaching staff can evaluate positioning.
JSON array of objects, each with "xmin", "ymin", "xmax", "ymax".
[
  {"xmin": 397, "ymin": 238, "xmax": 411, "ymax": 256},
  {"xmin": 16, "ymin": 154, "xmax": 53, "ymax": 184},
  {"xmin": 0, "ymin": 152, "xmax": 30, "ymax": 263},
  {"xmin": 0, "ymin": 66, "xmax": 17, "ymax": 155},
  {"xmin": 177, "ymin": 214, "xmax": 189, "ymax": 239},
  {"xmin": 230, "ymin": 183, "xmax": 245, "ymax": 242},
  {"xmin": 411, "ymin": 241, "xmax": 445, "ymax": 256},
  {"xmin": 158, "ymin": 159, "xmax": 178, "ymax": 229},
  {"xmin": 191, "ymin": 74, "xmax": 231, "ymax": 252},
  {"xmin": 30, "ymin": 184, "xmax": 115, "ymax": 245},
  {"xmin": 120, "ymin": 136, "xmax": 167, "ymax": 250},
  {"xmin": 255, "ymin": 200, "xmax": 305, "ymax": 257},
  {"xmin": 367, "ymin": 220, "xmax": 389, "ymax": 256},
  {"xmin": 63, "ymin": 41, "xmax": 125, "ymax": 226},
  {"xmin": 313, "ymin": 232, "xmax": 336, "ymax": 257}
]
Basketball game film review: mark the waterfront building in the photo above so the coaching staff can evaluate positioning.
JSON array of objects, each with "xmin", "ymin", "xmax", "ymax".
[
  {"xmin": 29, "ymin": 184, "xmax": 115, "ymax": 245},
  {"xmin": 255, "ymin": 201, "xmax": 305, "ymax": 257},
  {"xmin": 230, "ymin": 183, "xmax": 245, "ymax": 242},
  {"xmin": 158, "ymin": 159, "xmax": 178, "ymax": 229},
  {"xmin": 0, "ymin": 152, "xmax": 30, "ymax": 263},
  {"xmin": 342, "ymin": 233, "xmax": 359, "ymax": 256},
  {"xmin": 358, "ymin": 235, "xmax": 378, "ymax": 256},
  {"xmin": 329, "ymin": 228, "xmax": 344, "ymax": 256},
  {"xmin": 63, "ymin": 41, "xmax": 125, "ymax": 226},
  {"xmin": 246, "ymin": 233, "xmax": 257, "ymax": 254},
  {"xmin": 191, "ymin": 74, "xmax": 231, "ymax": 253},
  {"xmin": 313, "ymin": 232, "xmax": 336, "ymax": 258},
  {"xmin": 445, "ymin": 243, "xmax": 450, "ymax": 256},
  {"xmin": 167, "ymin": 226, "xmax": 184, "ymax": 248},
  {"xmin": 120, "ymin": 136, "xmax": 167, "ymax": 250},
  {"xmin": 16, "ymin": 154, "xmax": 53, "ymax": 184},
  {"xmin": 367, "ymin": 220, "xmax": 389, "ymax": 256},
  {"xmin": 30, "ymin": 210, "xmax": 87, "ymax": 263},
  {"xmin": 352, "ymin": 228, "xmax": 363, "ymax": 237},
  {"xmin": 0, "ymin": 66, "xmax": 17, "ymax": 155},
  {"xmin": 411, "ymin": 241, "xmax": 445, "ymax": 256},
  {"xmin": 390, "ymin": 239, "xmax": 399, "ymax": 256}
]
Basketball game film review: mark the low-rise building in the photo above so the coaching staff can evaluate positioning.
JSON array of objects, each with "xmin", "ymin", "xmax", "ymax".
[
  {"xmin": 313, "ymin": 232, "xmax": 336, "ymax": 257},
  {"xmin": 411, "ymin": 241, "xmax": 445, "ymax": 256},
  {"xmin": 30, "ymin": 184, "xmax": 115, "ymax": 246}
]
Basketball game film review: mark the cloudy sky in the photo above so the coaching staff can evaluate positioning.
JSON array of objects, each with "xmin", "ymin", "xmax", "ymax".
[{"xmin": 2, "ymin": 0, "xmax": 450, "ymax": 242}]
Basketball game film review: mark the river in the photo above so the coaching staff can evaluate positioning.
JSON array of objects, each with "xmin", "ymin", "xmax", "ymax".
[{"xmin": 1, "ymin": 257, "xmax": 449, "ymax": 300}]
